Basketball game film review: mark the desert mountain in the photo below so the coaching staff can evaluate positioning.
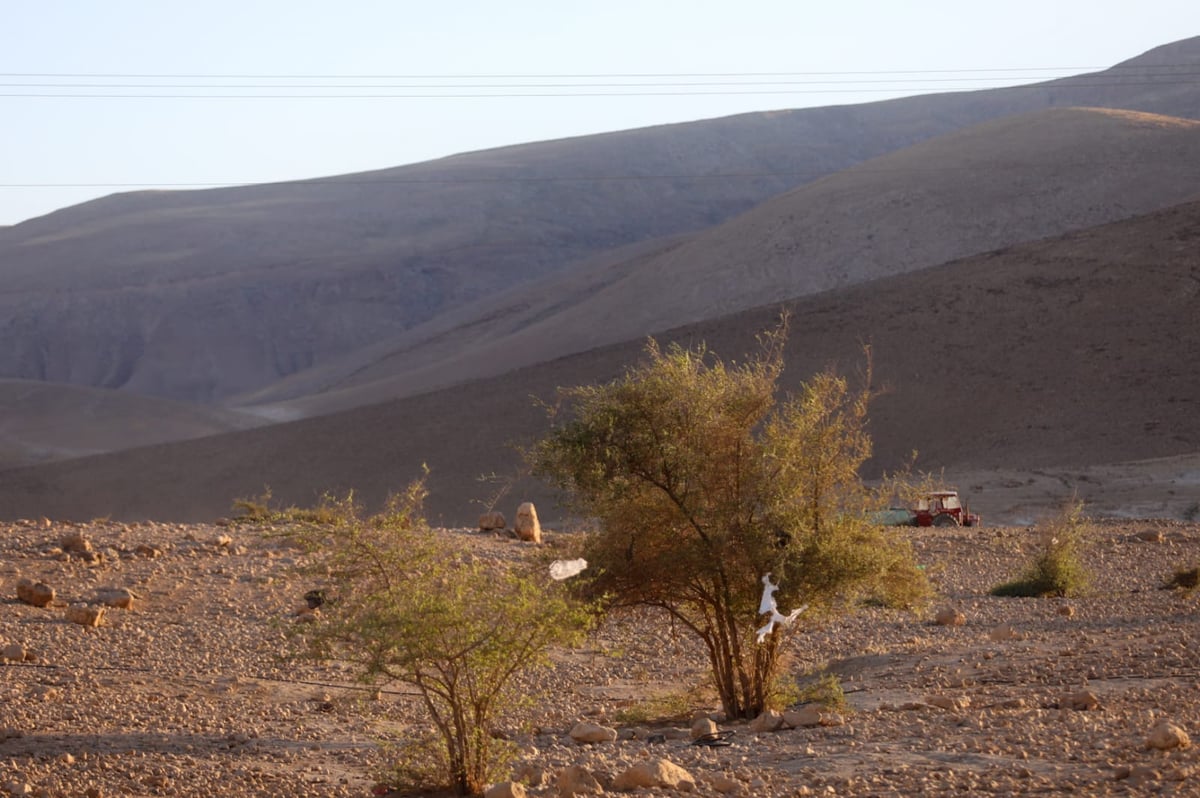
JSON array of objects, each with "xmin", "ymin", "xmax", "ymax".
[
  {"xmin": 1, "ymin": 198, "xmax": 1196, "ymax": 525},
  {"xmin": 1, "ymin": 37, "xmax": 1199, "ymax": 404},
  {"xmin": 0, "ymin": 379, "xmax": 260, "ymax": 469},
  {"xmin": 244, "ymin": 106, "xmax": 1200, "ymax": 417}
]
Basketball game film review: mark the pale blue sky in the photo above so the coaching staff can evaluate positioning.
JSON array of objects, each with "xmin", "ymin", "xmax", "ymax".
[{"xmin": 2, "ymin": 1, "xmax": 1197, "ymax": 225}]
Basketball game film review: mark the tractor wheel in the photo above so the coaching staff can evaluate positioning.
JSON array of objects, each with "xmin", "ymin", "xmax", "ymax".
[{"xmin": 932, "ymin": 514, "xmax": 960, "ymax": 527}]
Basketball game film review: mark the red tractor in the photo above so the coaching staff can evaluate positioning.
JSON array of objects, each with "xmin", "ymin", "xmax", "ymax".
[{"xmin": 913, "ymin": 490, "xmax": 981, "ymax": 527}]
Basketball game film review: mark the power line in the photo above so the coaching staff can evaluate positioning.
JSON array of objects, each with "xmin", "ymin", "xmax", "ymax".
[
  {"xmin": 0, "ymin": 66, "xmax": 1119, "ymax": 78},
  {"xmin": 0, "ymin": 76, "xmax": 1117, "ymax": 88},
  {"xmin": 1, "ymin": 83, "xmax": 1196, "ymax": 99},
  {"xmin": 0, "ymin": 75, "xmax": 1195, "ymax": 100}
]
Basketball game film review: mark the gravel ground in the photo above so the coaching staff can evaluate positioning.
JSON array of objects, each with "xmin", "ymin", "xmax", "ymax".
[{"xmin": 1, "ymin": 518, "xmax": 1197, "ymax": 796}]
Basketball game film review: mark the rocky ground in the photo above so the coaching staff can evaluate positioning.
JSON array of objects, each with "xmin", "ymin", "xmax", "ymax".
[{"xmin": 1, "ymin": 517, "xmax": 1197, "ymax": 797}]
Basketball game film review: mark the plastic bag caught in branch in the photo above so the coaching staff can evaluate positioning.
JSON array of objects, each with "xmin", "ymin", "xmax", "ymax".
[
  {"xmin": 549, "ymin": 558, "xmax": 588, "ymax": 581},
  {"xmin": 756, "ymin": 572, "xmax": 808, "ymax": 644}
]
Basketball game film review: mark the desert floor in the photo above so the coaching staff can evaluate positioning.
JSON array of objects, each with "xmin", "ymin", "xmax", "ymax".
[{"xmin": 1, "ymin": 516, "xmax": 1197, "ymax": 797}]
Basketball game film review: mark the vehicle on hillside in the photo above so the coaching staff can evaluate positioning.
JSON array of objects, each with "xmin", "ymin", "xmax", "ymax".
[{"xmin": 875, "ymin": 490, "xmax": 982, "ymax": 528}]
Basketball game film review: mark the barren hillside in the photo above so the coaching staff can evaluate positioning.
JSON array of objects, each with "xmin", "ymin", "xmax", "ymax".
[
  {"xmin": 1, "ymin": 37, "xmax": 1199, "ymax": 404},
  {"xmin": 0, "ymin": 380, "xmax": 261, "ymax": 469},
  {"xmin": 246, "ymin": 107, "xmax": 1200, "ymax": 417},
  {"xmin": 0, "ymin": 199, "xmax": 1196, "ymax": 526}
]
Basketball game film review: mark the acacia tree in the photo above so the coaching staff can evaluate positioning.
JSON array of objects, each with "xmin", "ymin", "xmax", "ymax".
[
  {"xmin": 533, "ymin": 322, "xmax": 926, "ymax": 720},
  {"xmin": 283, "ymin": 480, "xmax": 589, "ymax": 796}
]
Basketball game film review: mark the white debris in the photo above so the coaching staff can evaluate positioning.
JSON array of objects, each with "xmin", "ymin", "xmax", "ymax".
[
  {"xmin": 755, "ymin": 573, "xmax": 807, "ymax": 644},
  {"xmin": 549, "ymin": 558, "xmax": 588, "ymax": 581}
]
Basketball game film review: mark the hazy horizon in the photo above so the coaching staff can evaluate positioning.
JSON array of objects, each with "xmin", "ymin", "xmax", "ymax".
[{"xmin": 2, "ymin": 1, "xmax": 1198, "ymax": 225}]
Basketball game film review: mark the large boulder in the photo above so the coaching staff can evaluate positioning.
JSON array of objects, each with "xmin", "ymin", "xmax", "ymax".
[
  {"xmin": 514, "ymin": 502, "xmax": 542, "ymax": 543},
  {"xmin": 1146, "ymin": 721, "xmax": 1191, "ymax": 750},
  {"xmin": 65, "ymin": 604, "xmax": 105, "ymax": 627},
  {"xmin": 16, "ymin": 579, "xmax": 55, "ymax": 608},
  {"xmin": 479, "ymin": 511, "xmax": 507, "ymax": 532},
  {"xmin": 556, "ymin": 765, "xmax": 603, "ymax": 797},
  {"xmin": 612, "ymin": 758, "xmax": 696, "ymax": 792}
]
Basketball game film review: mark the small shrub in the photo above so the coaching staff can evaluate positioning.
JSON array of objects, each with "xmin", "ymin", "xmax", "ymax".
[
  {"xmin": 282, "ymin": 478, "xmax": 591, "ymax": 796},
  {"xmin": 991, "ymin": 501, "xmax": 1092, "ymax": 598},
  {"xmin": 230, "ymin": 489, "xmax": 341, "ymax": 526},
  {"xmin": 1164, "ymin": 565, "xmax": 1200, "ymax": 591},
  {"xmin": 792, "ymin": 672, "xmax": 848, "ymax": 712},
  {"xmin": 613, "ymin": 687, "xmax": 707, "ymax": 725}
]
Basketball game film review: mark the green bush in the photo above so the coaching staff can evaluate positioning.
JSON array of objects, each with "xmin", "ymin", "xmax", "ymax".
[
  {"xmin": 533, "ymin": 318, "xmax": 929, "ymax": 720},
  {"xmin": 991, "ymin": 501, "xmax": 1092, "ymax": 598},
  {"xmin": 793, "ymin": 672, "xmax": 849, "ymax": 712},
  {"xmin": 281, "ymin": 480, "xmax": 590, "ymax": 796}
]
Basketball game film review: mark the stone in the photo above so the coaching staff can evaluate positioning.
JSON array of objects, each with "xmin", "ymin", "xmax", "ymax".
[
  {"xmin": 16, "ymin": 579, "xmax": 55, "ymax": 608},
  {"xmin": 710, "ymin": 774, "xmax": 742, "ymax": 794},
  {"xmin": 60, "ymin": 531, "xmax": 92, "ymax": 554},
  {"xmin": 484, "ymin": 781, "xmax": 527, "ymax": 798},
  {"xmin": 691, "ymin": 715, "xmax": 719, "ymax": 740},
  {"xmin": 513, "ymin": 502, "xmax": 542, "ymax": 543},
  {"xmin": 2, "ymin": 643, "xmax": 28, "ymax": 662},
  {"xmin": 926, "ymin": 695, "xmax": 966, "ymax": 711},
  {"xmin": 478, "ymin": 511, "xmax": 507, "ymax": 532},
  {"xmin": 65, "ymin": 604, "xmax": 105, "ymax": 627},
  {"xmin": 783, "ymin": 706, "xmax": 823, "ymax": 728},
  {"xmin": 749, "ymin": 709, "xmax": 785, "ymax": 733},
  {"xmin": 513, "ymin": 763, "xmax": 550, "ymax": 788},
  {"xmin": 1057, "ymin": 604, "xmax": 1076, "ymax": 618},
  {"xmin": 95, "ymin": 588, "xmax": 138, "ymax": 610},
  {"xmin": 556, "ymin": 764, "xmax": 603, "ymax": 797},
  {"xmin": 568, "ymin": 721, "xmax": 617, "ymax": 744},
  {"xmin": 1064, "ymin": 689, "xmax": 1100, "ymax": 711},
  {"xmin": 612, "ymin": 758, "xmax": 696, "ymax": 792},
  {"xmin": 1146, "ymin": 721, "xmax": 1191, "ymax": 750},
  {"xmin": 935, "ymin": 607, "xmax": 966, "ymax": 626},
  {"xmin": 989, "ymin": 624, "xmax": 1023, "ymax": 641},
  {"xmin": 134, "ymin": 543, "xmax": 162, "ymax": 558}
]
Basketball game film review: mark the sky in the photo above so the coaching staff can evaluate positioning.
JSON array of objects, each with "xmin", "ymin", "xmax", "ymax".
[{"xmin": 2, "ymin": 1, "xmax": 1198, "ymax": 226}]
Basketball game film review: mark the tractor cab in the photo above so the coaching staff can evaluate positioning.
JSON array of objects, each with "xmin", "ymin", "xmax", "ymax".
[{"xmin": 914, "ymin": 490, "xmax": 980, "ymax": 527}]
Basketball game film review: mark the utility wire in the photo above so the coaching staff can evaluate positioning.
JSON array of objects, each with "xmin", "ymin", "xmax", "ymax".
[
  {"xmin": 1, "ymin": 77, "xmax": 1195, "ymax": 99},
  {"xmin": 0, "ymin": 67, "xmax": 1119, "ymax": 78}
]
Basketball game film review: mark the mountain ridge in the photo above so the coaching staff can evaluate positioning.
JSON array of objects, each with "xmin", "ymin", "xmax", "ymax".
[
  {"xmin": 2, "ymin": 197, "xmax": 1196, "ymax": 524},
  {"xmin": 3, "ymin": 37, "xmax": 1200, "ymax": 404}
]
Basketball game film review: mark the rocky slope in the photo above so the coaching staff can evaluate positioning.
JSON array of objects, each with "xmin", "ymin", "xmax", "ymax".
[{"xmin": 1, "ymin": 198, "xmax": 1197, "ymax": 526}]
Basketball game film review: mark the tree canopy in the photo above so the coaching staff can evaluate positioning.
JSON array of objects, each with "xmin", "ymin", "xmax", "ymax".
[{"xmin": 534, "ymin": 321, "xmax": 927, "ymax": 719}]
